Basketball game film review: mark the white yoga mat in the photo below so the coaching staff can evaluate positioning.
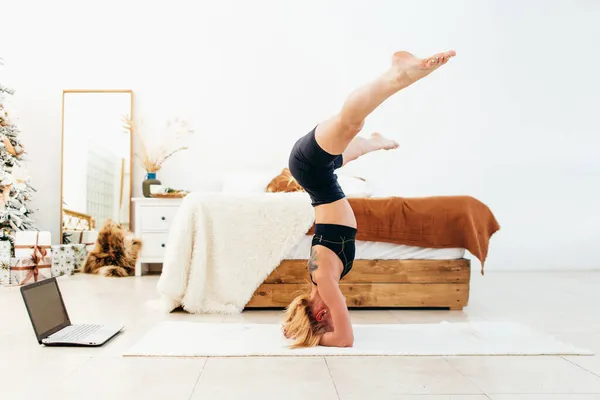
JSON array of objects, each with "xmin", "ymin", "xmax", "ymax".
[{"xmin": 124, "ymin": 321, "xmax": 592, "ymax": 357}]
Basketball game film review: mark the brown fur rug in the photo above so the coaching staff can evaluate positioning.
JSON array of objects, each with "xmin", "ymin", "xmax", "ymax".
[{"xmin": 83, "ymin": 219, "xmax": 142, "ymax": 277}]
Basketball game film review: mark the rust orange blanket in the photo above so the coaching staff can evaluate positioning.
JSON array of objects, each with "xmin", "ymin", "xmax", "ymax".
[{"xmin": 308, "ymin": 196, "xmax": 500, "ymax": 272}]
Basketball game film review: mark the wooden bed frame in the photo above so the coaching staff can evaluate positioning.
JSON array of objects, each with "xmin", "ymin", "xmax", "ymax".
[{"xmin": 246, "ymin": 258, "xmax": 471, "ymax": 310}]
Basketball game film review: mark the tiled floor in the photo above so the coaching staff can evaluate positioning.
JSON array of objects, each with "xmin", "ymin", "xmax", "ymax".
[{"xmin": 1, "ymin": 271, "xmax": 600, "ymax": 400}]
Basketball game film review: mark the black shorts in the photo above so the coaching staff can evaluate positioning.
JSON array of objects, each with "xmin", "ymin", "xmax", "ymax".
[
  {"xmin": 310, "ymin": 223, "xmax": 357, "ymax": 284},
  {"xmin": 288, "ymin": 127, "xmax": 345, "ymax": 206}
]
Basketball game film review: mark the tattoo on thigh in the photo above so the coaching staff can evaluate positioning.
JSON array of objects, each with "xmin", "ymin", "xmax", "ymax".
[{"xmin": 308, "ymin": 250, "xmax": 319, "ymax": 273}]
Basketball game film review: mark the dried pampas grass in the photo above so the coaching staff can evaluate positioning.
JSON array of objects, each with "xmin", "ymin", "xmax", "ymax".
[{"xmin": 122, "ymin": 115, "xmax": 194, "ymax": 173}]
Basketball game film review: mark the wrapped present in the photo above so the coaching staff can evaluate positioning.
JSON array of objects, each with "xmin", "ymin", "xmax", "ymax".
[
  {"xmin": 10, "ymin": 256, "xmax": 52, "ymax": 285},
  {"xmin": 51, "ymin": 243, "xmax": 88, "ymax": 275},
  {"xmin": 72, "ymin": 244, "xmax": 87, "ymax": 272},
  {"xmin": 0, "ymin": 240, "xmax": 11, "ymax": 258},
  {"xmin": 63, "ymin": 230, "xmax": 83, "ymax": 244},
  {"xmin": 62, "ymin": 230, "xmax": 76, "ymax": 244},
  {"xmin": 14, "ymin": 231, "xmax": 51, "ymax": 258},
  {"xmin": 0, "ymin": 256, "xmax": 10, "ymax": 285},
  {"xmin": 63, "ymin": 230, "xmax": 98, "ymax": 252},
  {"xmin": 51, "ymin": 245, "xmax": 75, "ymax": 277}
]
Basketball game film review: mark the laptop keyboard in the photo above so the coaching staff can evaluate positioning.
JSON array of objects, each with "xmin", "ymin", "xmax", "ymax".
[{"xmin": 56, "ymin": 324, "xmax": 102, "ymax": 342}]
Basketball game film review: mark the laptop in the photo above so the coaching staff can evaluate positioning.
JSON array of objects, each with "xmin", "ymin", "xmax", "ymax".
[{"xmin": 20, "ymin": 277, "xmax": 123, "ymax": 346}]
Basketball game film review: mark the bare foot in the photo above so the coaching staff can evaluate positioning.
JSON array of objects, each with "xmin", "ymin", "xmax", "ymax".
[
  {"xmin": 390, "ymin": 50, "xmax": 456, "ymax": 88},
  {"xmin": 370, "ymin": 132, "xmax": 399, "ymax": 150}
]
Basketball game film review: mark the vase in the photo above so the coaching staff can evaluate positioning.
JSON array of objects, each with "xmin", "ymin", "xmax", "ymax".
[{"xmin": 142, "ymin": 172, "xmax": 161, "ymax": 198}]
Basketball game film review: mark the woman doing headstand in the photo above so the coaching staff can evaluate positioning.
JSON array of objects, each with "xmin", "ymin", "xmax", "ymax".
[{"xmin": 283, "ymin": 49, "xmax": 456, "ymax": 348}]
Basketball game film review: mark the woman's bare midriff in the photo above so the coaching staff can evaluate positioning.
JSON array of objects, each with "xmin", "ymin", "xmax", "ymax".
[{"xmin": 314, "ymin": 198, "xmax": 357, "ymax": 228}]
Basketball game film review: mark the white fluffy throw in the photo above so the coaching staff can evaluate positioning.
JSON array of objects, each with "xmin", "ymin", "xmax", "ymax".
[{"xmin": 156, "ymin": 192, "xmax": 315, "ymax": 314}]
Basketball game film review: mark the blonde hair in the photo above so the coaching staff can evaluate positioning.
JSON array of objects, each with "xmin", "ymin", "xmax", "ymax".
[{"xmin": 283, "ymin": 292, "xmax": 328, "ymax": 348}]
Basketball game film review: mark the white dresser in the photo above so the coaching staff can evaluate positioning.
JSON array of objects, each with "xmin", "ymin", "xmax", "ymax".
[{"xmin": 132, "ymin": 197, "xmax": 183, "ymax": 276}]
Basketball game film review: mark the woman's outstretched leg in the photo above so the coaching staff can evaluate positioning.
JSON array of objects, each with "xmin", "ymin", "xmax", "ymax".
[
  {"xmin": 340, "ymin": 132, "xmax": 399, "ymax": 166},
  {"xmin": 315, "ymin": 49, "xmax": 456, "ymax": 156}
]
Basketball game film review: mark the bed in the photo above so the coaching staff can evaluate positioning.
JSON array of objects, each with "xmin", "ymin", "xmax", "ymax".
[
  {"xmin": 156, "ymin": 170, "xmax": 498, "ymax": 314},
  {"xmin": 244, "ymin": 169, "xmax": 496, "ymax": 310},
  {"xmin": 246, "ymin": 241, "xmax": 471, "ymax": 310}
]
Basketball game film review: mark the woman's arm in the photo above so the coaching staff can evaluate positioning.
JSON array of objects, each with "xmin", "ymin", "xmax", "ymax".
[{"xmin": 316, "ymin": 278, "xmax": 354, "ymax": 347}]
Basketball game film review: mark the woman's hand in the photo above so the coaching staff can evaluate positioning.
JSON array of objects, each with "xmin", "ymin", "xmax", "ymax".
[{"xmin": 320, "ymin": 331, "xmax": 354, "ymax": 347}]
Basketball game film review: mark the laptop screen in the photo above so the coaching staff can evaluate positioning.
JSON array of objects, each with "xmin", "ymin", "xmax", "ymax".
[{"xmin": 21, "ymin": 278, "xmax": 70, "ymax": 342}]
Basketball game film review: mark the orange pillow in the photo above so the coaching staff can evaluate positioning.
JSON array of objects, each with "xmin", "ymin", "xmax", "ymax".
[{"xmin": 265, "ymin": 168, "xmax": 305, "ymax": 193}]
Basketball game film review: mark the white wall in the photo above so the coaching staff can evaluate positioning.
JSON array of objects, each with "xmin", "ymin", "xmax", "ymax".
[{"xmin": 1, "ymin": 0, "xmax": 599, "ymax": 270}]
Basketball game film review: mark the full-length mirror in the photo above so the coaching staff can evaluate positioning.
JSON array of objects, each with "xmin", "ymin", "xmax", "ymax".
[{"xmin": 61, "ymin": 90, "xmax": 133, "ymax": 244}]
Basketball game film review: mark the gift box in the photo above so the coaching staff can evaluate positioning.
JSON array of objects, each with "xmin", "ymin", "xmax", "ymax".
[
  {"xmin": 0, "ymin": 256, "xmax": 10, "ymax": 285},
  {"xmin": 63, "ymin": 230, "xmax": 82, "ymax": 244},
  {"xmin": 0, "ymin": 240, "xmax": 11, "ymax": 258},
  {"xmin": 51, "ymin": 243, "xmax": 88, "ymax": 276},
  {"xmin": 10, "ymin": 256, "xmax": 52, "ymax": 286},
  {"xmin": 62, "ymin": 231, "xmax": 74, "ymax": 244},
  {"xmin": 63, "ymin": 230, "xmax": 98, "ymax": 252},
  {"xmin": 51, "ymin": 245, "xmax": 76, "ymax": 277},
  {"xmin": 14, "ymin": 231, "xmax": 51, "ymax": 258},
  {"xmin": 72, "ymin": 244, "xmax": 87, "ymax": 272}
]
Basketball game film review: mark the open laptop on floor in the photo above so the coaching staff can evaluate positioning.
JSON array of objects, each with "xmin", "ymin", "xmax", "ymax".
[{"xmin": 20, "ymin": 277, "xmax": 123, "ymax": 346}]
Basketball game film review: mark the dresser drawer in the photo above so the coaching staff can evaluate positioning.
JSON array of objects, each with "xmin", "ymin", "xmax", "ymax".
[
  {"xmin": 140, "ymin": 233, "xmax": 169, "ymax": 258},
  {"xmin": 139, "ymin": 206, "xmax": 179, "ymax": 231}
]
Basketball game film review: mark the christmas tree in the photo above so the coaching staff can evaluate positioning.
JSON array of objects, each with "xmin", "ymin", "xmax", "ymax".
[{"xmin": 0, "ymin": 58, "xmax": 36, "ymax": 236}]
